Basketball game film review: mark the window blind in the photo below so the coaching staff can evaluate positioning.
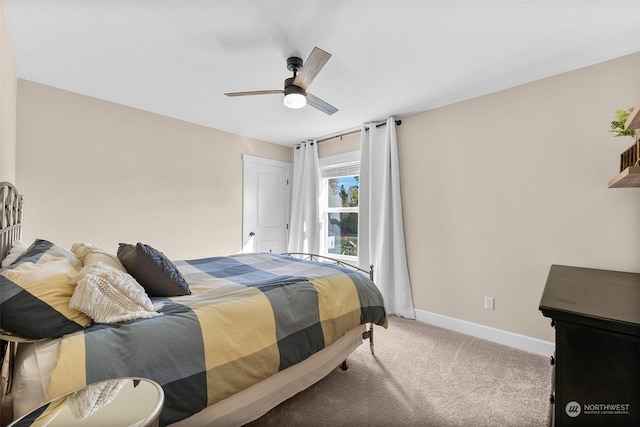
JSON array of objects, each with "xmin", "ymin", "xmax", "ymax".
[{"xmin": 322, "ymin": 162, "xmax": 360, "ymax": 179}]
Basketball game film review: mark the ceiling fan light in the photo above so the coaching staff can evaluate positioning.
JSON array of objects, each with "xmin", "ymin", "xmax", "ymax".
[
  {"xmin": 283, "ymin": 92, "xmax": 306, "ymax": 109},
  {"xmin": 283, "ymin": 84, "xmax": 307, "ymax": 109}
]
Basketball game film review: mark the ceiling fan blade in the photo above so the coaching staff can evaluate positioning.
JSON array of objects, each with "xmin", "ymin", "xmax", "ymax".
[
  {"xmin": 292, "ymin": 47, "xmax": 331, "ymax": 90},
  {"xmin": 225, "ymin": 90, "xmax": 282, "ymax": 97},
  {"xmin": 306, "ymin": 93, "xmax": 338, "ymax": 115}
]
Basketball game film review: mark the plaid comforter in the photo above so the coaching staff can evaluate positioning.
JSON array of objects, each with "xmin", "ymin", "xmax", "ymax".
[{"xmin": 45, "ymin": 253, "xmax": 387, "ymax": 425}]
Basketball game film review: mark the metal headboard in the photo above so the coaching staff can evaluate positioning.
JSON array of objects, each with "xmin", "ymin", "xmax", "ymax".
[
  {"xmin": 283, "ymin": 253, "xmax": 374, "ymax": 281},
  {"xmin": 1, "ymin": 182, "xmax": 25, "ymax": 398},
  {"xmin": 0, "ymin": 182, "xmax": 24, "ymax": 263}
]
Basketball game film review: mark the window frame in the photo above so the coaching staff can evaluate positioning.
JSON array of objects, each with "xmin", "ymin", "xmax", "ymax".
[{"xmin": 319, "ymin": 151, "xmax": 360, "ymax": 262}]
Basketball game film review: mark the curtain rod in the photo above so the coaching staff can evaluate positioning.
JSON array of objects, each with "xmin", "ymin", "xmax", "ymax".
[{"xmin": 315, "ymin": 119, "xmax": 402, "ymax": 144}]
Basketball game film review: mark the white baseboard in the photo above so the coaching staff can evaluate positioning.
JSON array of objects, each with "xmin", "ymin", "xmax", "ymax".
[{"xmin": 414, "ymin": 308, "xmax": 555, "ymax": 357}]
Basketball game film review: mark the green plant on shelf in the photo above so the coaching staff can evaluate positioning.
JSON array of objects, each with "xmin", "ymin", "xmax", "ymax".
[{"xmin": 610, "ymin": 107, "xmax": 636, "ymax": 139}]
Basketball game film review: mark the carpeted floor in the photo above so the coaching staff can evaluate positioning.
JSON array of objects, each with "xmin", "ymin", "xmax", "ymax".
[{"xmin": 247, "ymin": 315, "xmax": 552, "ymax": 427}]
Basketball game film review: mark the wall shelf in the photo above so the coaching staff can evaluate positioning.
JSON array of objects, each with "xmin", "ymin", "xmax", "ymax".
[
  {"xmin": 625, "ymin": 101, "xmax": 640, "ymax": 131},
  {"xmin": 609, "ymin": 166, "xmax": 640, "ymax": 188},
  {"xmin": 608, "ymin": 101, "xmax": 640, "ymax": 188}
]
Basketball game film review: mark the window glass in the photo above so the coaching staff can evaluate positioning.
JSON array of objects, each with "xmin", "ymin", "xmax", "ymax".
[
  {"xmin": 328, "ymin": 176, "xmax": 359, "ymax": 208},
  {"xmin": 327, "ymin": 212, "xmax": 358, "ymax": 256},
  {"xmin": 326, "ymin": 175, "xmax": 358, "ymax": 257}
]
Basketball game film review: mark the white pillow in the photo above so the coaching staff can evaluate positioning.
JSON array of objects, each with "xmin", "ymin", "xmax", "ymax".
[
  {"xmin": 71, "ymin": 242, "xmax": 127, "ymax": 272},
  {"xmin": 2, "ymin": 240, "xmax": 28, "ymax": 267},
  {"xmin": 69, "ymin": 263, "xmax": 164, "ymax": 324}
]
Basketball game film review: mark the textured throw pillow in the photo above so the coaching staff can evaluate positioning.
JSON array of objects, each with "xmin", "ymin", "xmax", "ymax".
[
  {"xmin": 14, "ymin": 239, "xmax": 83, "ymax": 270},
  {"xmin": 0, "ymin": 240, "xmax": 92, "ymax": 339},
  {"xmin": 70, "ymin": 263, "xmax": 164, "ymax": 323},
  {"xmin": 67, "ymin": 379, "xmax": 128, "ymax": 419},
  {"xmin": 71, "ymin": 242, "xmax": 127, "ymax": 273},
  {"xmin": 1, "ymin": 240, "xmax": 28, "ymax": 267},
  {"xmin": 117, "ymin": 242, "xmax": 191, "ymax": 297}
]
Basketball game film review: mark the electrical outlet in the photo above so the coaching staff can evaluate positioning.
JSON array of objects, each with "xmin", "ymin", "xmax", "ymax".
[{"xmin": 484, "ymin": 296, "xmax": 494, "ymax": 310}]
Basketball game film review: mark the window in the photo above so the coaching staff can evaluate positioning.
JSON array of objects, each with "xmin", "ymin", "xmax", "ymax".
[{"xmin": 320, "ymin": 152, "xmax": 359, "ymax": 259}]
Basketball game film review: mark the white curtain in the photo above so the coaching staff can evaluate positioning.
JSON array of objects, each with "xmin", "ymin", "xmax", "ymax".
[
  {"xmin": 287, "ymin": 140, "xmax": 321, "ymax": 254},
  {"xmin": 359, "ymin": 117, "xmax": 415, "ymax": 319}
]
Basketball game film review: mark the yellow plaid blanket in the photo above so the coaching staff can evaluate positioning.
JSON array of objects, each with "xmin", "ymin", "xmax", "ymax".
[{"xmin": 46, "ymin": 253, "xmax": 387, "ymax": 425}]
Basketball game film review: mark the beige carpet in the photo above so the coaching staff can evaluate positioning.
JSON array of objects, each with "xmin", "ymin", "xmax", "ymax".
[{"xmin": 247, "ymin": 315, "xmax": 552, "ymax": 427}]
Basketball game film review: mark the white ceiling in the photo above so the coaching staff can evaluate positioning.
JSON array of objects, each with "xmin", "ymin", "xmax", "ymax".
[{"xmin": 5, "ymin": 1, "xmax": 640, "ymax": 146}]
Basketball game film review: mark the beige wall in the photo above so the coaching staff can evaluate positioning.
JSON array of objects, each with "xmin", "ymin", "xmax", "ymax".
[
  {"xmin": 16, "ymin": 80, "xmax": 292, "ymax": 259},
  {"xmin": 318, "ymin": 130, "xmax": 361, "ymax": 158},
  {"xmin": 0, "ymin": 0, "xmax": 17, "ymax": 183},
  {"xmin": 399, "ymin": 53, "xmax": 640, "ymax": 341}
]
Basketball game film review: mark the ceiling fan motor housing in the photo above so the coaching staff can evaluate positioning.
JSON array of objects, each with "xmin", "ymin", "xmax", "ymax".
[{"xmin": 284, "ymin": 77, "xmax": 305, "ymax": 96}]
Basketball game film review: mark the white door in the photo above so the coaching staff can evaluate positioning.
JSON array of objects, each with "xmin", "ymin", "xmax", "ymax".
[{"xmin": 242, "ymin": 155, "xmax": 292, "ymax": 253}]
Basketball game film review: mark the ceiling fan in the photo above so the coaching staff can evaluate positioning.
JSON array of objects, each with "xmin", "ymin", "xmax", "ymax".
[{"xmin": 224, "ymin": 47, "xmax": 338, "ymax": 115}]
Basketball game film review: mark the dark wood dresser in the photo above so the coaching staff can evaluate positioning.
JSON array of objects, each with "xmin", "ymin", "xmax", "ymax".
[{"xmin": 539, "ymin": 264, "xmax": 640, "ymax": 427}]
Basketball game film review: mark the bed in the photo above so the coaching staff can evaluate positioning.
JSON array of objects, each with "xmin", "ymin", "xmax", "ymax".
[{"xmin": 0, "ymin": 182, "xmax": 387, "ymax": 426}]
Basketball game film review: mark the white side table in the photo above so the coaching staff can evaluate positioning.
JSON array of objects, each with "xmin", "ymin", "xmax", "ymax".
[{"xmin": 9, "ymin": 377, "xmax": 164, "ymax": 427}]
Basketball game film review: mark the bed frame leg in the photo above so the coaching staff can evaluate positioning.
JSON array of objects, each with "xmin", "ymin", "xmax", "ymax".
[
  {"xmin": 340, "ymin": 360, "xmax": 348, "ymax": 370},
  {"xmin": 362, "ymin": 323, "xmax": 374, "ymax": 355}
]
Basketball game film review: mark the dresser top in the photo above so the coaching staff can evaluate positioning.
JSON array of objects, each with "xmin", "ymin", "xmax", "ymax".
[{"xmin": 539, "ymin": 264, "xmax": 640, "ymax": 330}]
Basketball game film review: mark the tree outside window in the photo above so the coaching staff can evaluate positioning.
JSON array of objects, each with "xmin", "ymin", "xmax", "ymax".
[{"xmin": 326, "ymin": 175, "xmax": 358, "ymax": 257}]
